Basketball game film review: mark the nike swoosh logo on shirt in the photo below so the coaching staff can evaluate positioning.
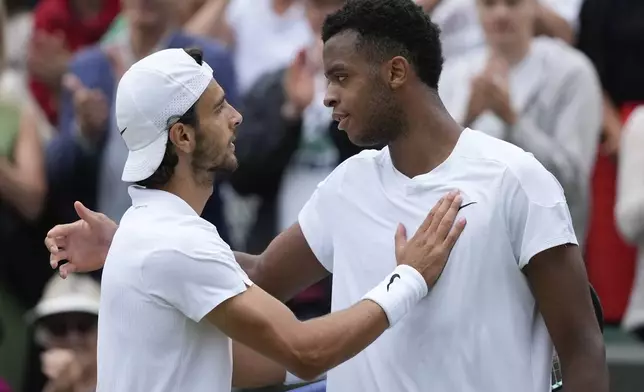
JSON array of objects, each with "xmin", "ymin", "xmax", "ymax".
[
  {"xmin": 458, "ymin": 202, "xmax": 477, "ymax": 211},
  {"xmin": 120, "ymin": 127, "xmax": 127, "ymax": 135}
]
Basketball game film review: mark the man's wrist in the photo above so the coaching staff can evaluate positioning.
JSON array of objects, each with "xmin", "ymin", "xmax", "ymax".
[{"xmin": 362, "ymin": 264, "xmax": 428, "ymax": 327}]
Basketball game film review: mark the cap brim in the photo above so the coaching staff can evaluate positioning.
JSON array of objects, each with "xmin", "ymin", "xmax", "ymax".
[
  {"xmin": 121, "ymin": 130, "xmax": 169, "ymax": 183},
  {"xmin": 27, "ymin": 296, "xmax": 100, "ymax": 324}
]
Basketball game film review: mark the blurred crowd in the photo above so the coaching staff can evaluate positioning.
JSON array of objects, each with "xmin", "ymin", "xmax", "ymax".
[{"xmin": 0, "ymin": 0, "xmax": 643, "ymax": 391}]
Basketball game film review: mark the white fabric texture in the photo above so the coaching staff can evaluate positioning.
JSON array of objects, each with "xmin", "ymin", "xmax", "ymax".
[
  {"xmin": 97, "ymin": 186, "xmax": 252, "ymax": 392},
  {"xmin": 226, "ymin": 0, "xmax": 313, "ymax": 94}
]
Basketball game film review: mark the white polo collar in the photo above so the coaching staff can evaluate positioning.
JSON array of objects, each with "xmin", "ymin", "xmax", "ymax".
[{"xmin": 128, "ymin": 185, "xmax": 199, "ymax": 217}]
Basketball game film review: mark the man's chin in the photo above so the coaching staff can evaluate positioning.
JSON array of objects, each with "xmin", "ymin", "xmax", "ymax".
[{"xmin": 210, "ymin": 157, "xmax": 239, "ymax": 174}]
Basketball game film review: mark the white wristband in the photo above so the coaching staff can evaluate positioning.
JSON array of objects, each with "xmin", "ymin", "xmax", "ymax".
[
  {"xmin": 362, "ymin": 265, "xmax": 428, "ymax": 327},
  {"xmin": 284, "ymin": 371, "xmax": 326, "ymax": 385}
]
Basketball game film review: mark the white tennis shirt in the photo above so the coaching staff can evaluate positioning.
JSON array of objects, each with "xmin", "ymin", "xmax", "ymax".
[
  {"xmin": 299, "ymin": 128, "xmax": 578, "ymax": 392},
  {"xmin": 97, "ymin": 186, "xmax": 252, "ymax": 392}
]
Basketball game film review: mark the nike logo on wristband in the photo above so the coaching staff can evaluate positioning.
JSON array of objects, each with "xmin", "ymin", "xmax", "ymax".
[
  {"xmin": 458, "ymin": 201, "xmax": 477, "ymax": 211},
  {"xmin": 387, "ymin": 274, "xmax": 401, "ymax": 291}
]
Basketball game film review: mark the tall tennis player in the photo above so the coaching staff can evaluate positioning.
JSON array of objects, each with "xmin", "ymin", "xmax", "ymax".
[{"xmin": 46, "ymin": 1, "xmax": 608, "ymax": 391}]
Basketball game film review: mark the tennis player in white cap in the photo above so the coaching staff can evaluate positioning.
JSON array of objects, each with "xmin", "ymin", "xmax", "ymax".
[{"xmin": 80, "ymin": 47, "xmax": 465, "ymax": 392}]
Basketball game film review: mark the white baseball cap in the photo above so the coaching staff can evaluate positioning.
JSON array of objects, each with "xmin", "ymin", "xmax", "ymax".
[
  {"xmin": 29, "ymin": 274, "xmax": 101, "ymax": 322},
  {"xmin": 115, "ymin": 48, "xmax": 214, "ymax": 182}
]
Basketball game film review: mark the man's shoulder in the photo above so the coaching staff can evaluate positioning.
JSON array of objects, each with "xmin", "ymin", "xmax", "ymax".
[
  {"xmin": 463, "ymin": 129, "xmax": 554, "ymax": 187},
  {"xmin": 319, "ymin": 148, "xmax": 384, "ymax": 190},
  {"xmin": 464, "ymin": 129, "xmax": 530, "ymax": 165},
  {"xmin": 119, "ymin": 208, "xmax": 231, "ymax": 260}
]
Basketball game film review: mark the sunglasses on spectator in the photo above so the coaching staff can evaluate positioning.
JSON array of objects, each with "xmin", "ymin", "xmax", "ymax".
[{"xmin": 36, "ymin": 312, "xmax": 97, "ymax": 340}]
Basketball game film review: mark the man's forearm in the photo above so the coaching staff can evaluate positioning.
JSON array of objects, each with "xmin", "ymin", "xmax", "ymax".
[
  {"xmin": 233, "ymin": 251, "xmax": 259, "ymax": 279},
  {"xmin": 279, "ymin": 299, "xmax": 389, "ymax": 380},
  {"xmin": 233, "ymin": 341, "xmax": 286, "ymax": 388},
  {"xmin": 232, "ymin": 225, "xmax": 331, "ymax": 302},
  {"xmin": 560, "ymin": 337, "xmax": 609, "ymax": 392}
]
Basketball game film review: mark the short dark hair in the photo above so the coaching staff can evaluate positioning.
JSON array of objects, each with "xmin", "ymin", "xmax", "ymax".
[
  {"xmin": 135, "ymin": 48, "xmax": 204, "ymax": 188},
  {"xmin": 321, "ymin": 0, "xmax": 443, "ymax": 90}
]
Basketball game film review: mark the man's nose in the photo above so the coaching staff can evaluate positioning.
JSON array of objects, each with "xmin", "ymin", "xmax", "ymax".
[
  {"xmin": 324, "ymin": 90, "xmax": 338, "ymax": 108},
  {"xmin": 231, "ymin": 106, "xmax": 243, "ymax": 127}
]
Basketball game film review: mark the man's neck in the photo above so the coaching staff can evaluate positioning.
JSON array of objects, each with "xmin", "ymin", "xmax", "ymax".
[
  {"xmin": 129, "ymin": 25, "xmax": 173, "ymax": 61},
  {"xmin": 272, "ymin": 0, "xmax": 295, "ymax": 15},
  {"xmin": 388, "ymin": 89, "xmax": 462, "ymax": 178},
  {"xmin": 492, "ymin": 40, "xmax": 532, "ymax": 67},
  {"xmin": 161, "ymin": 170, "xmax": 213, "ymax": 216}
]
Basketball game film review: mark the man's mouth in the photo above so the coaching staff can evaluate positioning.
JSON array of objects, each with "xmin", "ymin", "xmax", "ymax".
[{"xmin": 333, "ymin": 112, "xmax": 350, "ymax": 130}]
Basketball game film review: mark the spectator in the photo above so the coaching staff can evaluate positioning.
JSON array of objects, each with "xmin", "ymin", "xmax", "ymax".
[
  {"xmin": 29, "ymin": 274, "xmax": 100, "ymax": 392},
  {"xmin": 425, "ymin": 0, "xmax": 583, "ymax": 60},
  {"xmin": 438, "ymin": 0, "xmax": 601, "ymax": 244},
  {"xmin": 186, "ymin": 0, "xmax": 313, "ymax": 95},
  {"xmin": 27, "ymin": 0, "xmax": 120, "ymax": 126},
  {"xmin": 4, "ymin": 0, "xmax": 33, "ymax": 76},
  {"xmin": 101, "ymin": 0, "xmax": 206, "ymax": 44},
  {"xmin": 0, "ymin": 0, "xmax": 52, "ymax": 314},
  {"xmin": 577, "ymin": 0, "xmax": 644, "ymax": 323},
  {"xmin": 616, "ymin": 106, "xmax": 644, "ymax": 341},
  {"xmin": 47, "ymin": 0, "xmax": 238, "ymax": 244},
  {"xmin": 229, "ymin": 0, "xmax": 359, "ymax": 320}
]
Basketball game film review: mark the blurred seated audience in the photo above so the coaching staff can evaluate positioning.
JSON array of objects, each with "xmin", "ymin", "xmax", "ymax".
[
  {"xmin": 29, "ymin": 274, "xmax": 99, "ymax": 392},
  {"xmin": 186, "ymin": 0, "xmax": 313, "ymax": 95},
  {"xmin": 4, "ymin": 0, "xmax": 34, "ymax": 76},
  {"xmin": 229, "ymin": 0, "xmax": 361, "ymax": 320},
  {"xmin": 1, "ymin": 0, "xmax": 54, "ymax": 309},
  {"xmin": 28, "ymin": 0, "xmax": 120, "ymax": 126},
  {"xmin": 46, "ymin": 0, "xmax": 237, "ymax": 244},
  {"xmin": 101, "ymin": 0, "xmax": 206, "ymax": 44},
  {"xmin": 424, "ymin": 0, "xmax": 583, "ymax": 60},
  {"xmin": 577, "ymin": 0, "xmax": 644, "ymax": 323},
  {"xmin": 439, "ymin": 0, "xmax": 601, "ymax": 244},
  {"xmin": 616, "ymin": 106, "xmax": 644, "ymax": 341}
]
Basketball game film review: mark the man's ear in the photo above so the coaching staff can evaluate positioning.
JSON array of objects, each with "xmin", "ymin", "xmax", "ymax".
[
  {"xmin": 168, "ymin": 123, "xmax": 195, "ymax": 154},
  {"xmin": 387, "ymin": 56, "xmax": 410, "ymax": 90}
]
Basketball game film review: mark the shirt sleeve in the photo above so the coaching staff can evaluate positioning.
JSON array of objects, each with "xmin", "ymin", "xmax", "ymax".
[
  {"xmin": 503, "ymin": 153, "xmax": 579, "ymax": 269},
  {"xmin": 298, "ymin": 177, "xmax": 334, "ymax": 273},
  {"xmin": 142, "ymin": 235, "xmax": 253, "ymax": 322}
]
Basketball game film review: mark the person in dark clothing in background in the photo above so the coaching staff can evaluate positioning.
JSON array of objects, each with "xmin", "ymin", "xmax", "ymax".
[{"xmin": 230, "ymin": 0, "xmax": 356, "ymax": 320}]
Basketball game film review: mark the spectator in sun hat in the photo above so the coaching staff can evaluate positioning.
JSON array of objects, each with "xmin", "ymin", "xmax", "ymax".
[{"xmin": 29, "ymin": 274, "xmax": 100, "ymax": 392}]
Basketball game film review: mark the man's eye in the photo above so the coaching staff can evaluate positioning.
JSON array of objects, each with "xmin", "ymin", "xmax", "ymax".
[{"xmin": 337, "ymin": 75, "xmax": 348, "ymax": 82}]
